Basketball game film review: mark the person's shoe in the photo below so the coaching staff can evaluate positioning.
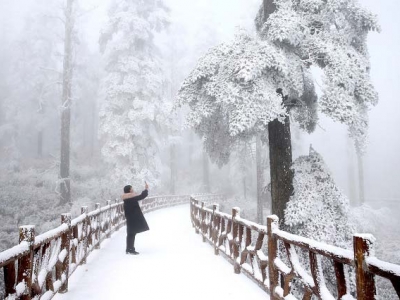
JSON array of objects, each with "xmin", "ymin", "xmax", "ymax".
[{"xmin": 126, "ymin": 250, "xmax": 139, "ymax": 255}]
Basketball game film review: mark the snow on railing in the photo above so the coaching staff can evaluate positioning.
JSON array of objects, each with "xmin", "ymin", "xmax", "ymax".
[
  {"xmin": 0, "ymin": 193, "xmax": 210, "ymax": 300},
  {"xmin": 190, "ymin": 197, "xmax": 400, "ymax": 300}
]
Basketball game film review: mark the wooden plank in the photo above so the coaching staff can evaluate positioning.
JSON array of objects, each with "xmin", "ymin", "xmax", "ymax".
[
  {"xmin": 333, "ymin": 261, "xmax": 347, "ymax": 299},
  {"xmin": 4, "ymin": 261, "xmax": 16, "ymax": 296},
  {"xmin": 354, "ymin": 234, "xmax": 376, "ymax": 300}
]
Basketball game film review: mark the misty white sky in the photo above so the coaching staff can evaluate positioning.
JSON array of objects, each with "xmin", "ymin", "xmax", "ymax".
[
  {"xmin": 1, "ymin": 0, "xmax": 399, "ymax": 201},
  {"xmin": 297, "ymin": 0, "xmax": 400, "ymax": 201}
]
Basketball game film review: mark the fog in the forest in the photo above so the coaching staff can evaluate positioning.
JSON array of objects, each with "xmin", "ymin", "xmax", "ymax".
[
  {"xmin": 1, "ymin": 0, "xmax": 400, "ymax": 255},
  {"xmin": 2, "ymin": 0, "xmax": 399, "ymax": 203},
  {"xmin": 1, "ymin": 0, "xmax": 400, "ymax": 298}
]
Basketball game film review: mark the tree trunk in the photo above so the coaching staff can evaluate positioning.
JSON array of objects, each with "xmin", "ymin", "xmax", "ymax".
[
  {"xmin": 203, "ymin": 150, "xmax": 210, "ymax": 193},
  {"xmin": 264, "ymin": 0, "xmax": 293, "ymax": 223},
  {"xmin": 357, "ymin": 153, "xmax": 365, "ymax": 205},
  {"xmin": 347, "ymin": 136, "xmax": 357, "ymax": 204},
  {"xmin": 263, "ymin": 0, "xmax": 277, "ymax": 20},
  {"xmin": 268, "ymin": 117, "xmax": 293, "ymax": 223},
  {"xmin": 60, "ymin": 0, "xmax": 74, "ymax": 205},
  {"xmin": 256, "ymin": 135, "xmax": 264, "ymax": 223}
]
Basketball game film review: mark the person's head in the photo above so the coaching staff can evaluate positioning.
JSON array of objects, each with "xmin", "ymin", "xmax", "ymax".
[{"xmin": 123, "ymin": 185, "xmax": 133, "ymax": 193}]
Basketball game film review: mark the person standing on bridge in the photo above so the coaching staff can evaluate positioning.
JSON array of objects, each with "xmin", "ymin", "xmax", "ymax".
[{"xmin": 122, "ymin": 182, "xmax": 149, "ymax": 255}]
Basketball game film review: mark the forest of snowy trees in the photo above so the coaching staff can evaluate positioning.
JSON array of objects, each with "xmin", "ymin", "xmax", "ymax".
[{"xmin": 1, "ymin": 0, "xmax": 400, "ymax": 298}]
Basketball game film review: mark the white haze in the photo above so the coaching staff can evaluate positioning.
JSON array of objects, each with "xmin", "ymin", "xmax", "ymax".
[
  {"xmin": 1, "ymin": 0, "xmax": 399, "ymax": 203},
  {"xmin": 297, "ymin": 0, "xmax": 400, "ymax": 203}
]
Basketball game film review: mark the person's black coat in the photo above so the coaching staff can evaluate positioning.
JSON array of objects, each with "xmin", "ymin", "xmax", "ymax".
[{"xmin": 123, "ymin": 190, "xmax": 149, "ymax": 234}]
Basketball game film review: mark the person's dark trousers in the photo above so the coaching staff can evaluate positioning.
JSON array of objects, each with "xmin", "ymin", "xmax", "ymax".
[{"xmin": 126, "ymin": 232, "xmax": 136, "ymax": 251}]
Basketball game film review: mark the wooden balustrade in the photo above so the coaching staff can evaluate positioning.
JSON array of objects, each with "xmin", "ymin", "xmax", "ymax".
[
  {"xmin": 0, "ymin": 194, "xmax": 203, "ymax": 300},
  {"xmin": 190, "ymin": 197, "xmax": 400, "ymax": 300}
]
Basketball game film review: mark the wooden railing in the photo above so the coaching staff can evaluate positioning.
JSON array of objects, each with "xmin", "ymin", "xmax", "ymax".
[
  {"xmin": 0, "ymin": 194, "xmax": 199, "ymax": 300},
  {"xmin": 190, "ymin": 197, "xmax": 400, "ymax": 300}
]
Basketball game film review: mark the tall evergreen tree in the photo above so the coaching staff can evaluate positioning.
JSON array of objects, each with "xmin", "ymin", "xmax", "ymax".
[
  {"xmin": 178, "ymin": 0, "xmax": 379, "ymax": 222},
  {"xmin": 99, "ymin": 0, "xmax": 168, "ymax": 187}
]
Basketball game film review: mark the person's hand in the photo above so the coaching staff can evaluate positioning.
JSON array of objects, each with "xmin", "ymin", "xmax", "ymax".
[{"xmin": 145, "ymin": 181, "xmax": 149, "ymax": 190}]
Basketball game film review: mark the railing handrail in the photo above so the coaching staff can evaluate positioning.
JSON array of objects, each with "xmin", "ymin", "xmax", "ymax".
[
  {"xmin": 0, "ymin": 193, "xmax": 227, "ymax": 300},
  {"xmin": 190, "ymin": 197, "xmax": 400, "ymax": 300}
]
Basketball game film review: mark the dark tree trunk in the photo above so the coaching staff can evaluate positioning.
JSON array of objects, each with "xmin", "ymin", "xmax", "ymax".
[
  {"xmin": 60, "ymin": 0, "xmax": 74, "ymax": 205},
  {"xmin": 347, "ymin": 136, "xmax": 357, "ymax": 204},
  {"xmin": 263, "ymin": 0, "xmax": 277, "ymax": 20},
  {"xmin": 263, "ymin": 0, "xmax": 294, "ymax": 223},
  {"xmin": 203, "ymin": 150, "xmax": 210, "ymax": 193},
  {"xmin": 268, "ymin": 117, "xmax": 293, "ymax": 223},
  {"xmin": 256, "ymin": 135, "xmax": 264, "ymax": 223}
]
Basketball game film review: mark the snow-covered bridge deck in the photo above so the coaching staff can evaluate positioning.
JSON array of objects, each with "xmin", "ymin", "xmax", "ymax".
[{"xmin": 54, "ymin": 204, "xmax": 269, "ymax": 300}]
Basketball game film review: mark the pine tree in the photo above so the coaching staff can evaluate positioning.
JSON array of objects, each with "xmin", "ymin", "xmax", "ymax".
[
  {"xmin": 99, "ymin": 0, "xmax": 168, "ymax": 187},
  {"xmin": 285, "ymin": 146, "xmax": 355, "ymax": 247},
  {"xmin": 178, "ymin": 0, "xmax": 379, "ymax": 222},
  {"xmin": 284, "ymin": 146, "xmax": 356, "ymax": 296}
]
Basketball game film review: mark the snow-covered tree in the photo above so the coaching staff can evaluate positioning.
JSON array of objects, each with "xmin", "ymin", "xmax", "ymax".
[
  {"xmin": 98, "ymin": 0, "xmax": 169, "ymax": 187},
  {"xmin": 284, "ymin": 146, "xmax": 356, "ymax": 296},
  {"xmin": 285, "ymin": 146, "xmax": 355, "ymax": 246},
  {"xmin": 178, "ymin": 0, "xmax": 379, "ymax": 221},
  {"xmin": 258, "ymin": 0, "xmax": 380, "ymax": 152},
  {"xmin": 177, "ymin": 28, "xmax": 315, "ymax": 220},
  {"xmin": 177, "ymin": 30, "xmax": 307, "ymax": 162}
]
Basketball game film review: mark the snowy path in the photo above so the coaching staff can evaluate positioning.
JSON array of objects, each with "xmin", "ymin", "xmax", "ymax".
[{"xmin": 54, "ymin": 204, "xmax": 269, "ymax": 300}]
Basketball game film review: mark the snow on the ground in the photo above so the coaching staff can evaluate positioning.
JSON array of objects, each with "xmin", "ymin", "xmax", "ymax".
[{"xmin": 54, "ymin": 204, "xmax": 269, "ymax": 300}]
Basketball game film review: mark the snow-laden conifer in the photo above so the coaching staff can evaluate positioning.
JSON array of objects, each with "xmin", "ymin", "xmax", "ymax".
[
  {"xmin": 285, "ymin": 146, "xmax": 355, "ymax": 247},
  {"xmin": 99, "ymin": 0, "xmax": 169, "ymax": 186},
  {"xmin": 263, "ymin": 0, "xmax": 380, "ymax": 151},
  {"xmin": 284, "ymin": 146, "xmax": 356, "ymax": 296},
  {"xmin": 178, "ymin": 0, "xmax": 379, "ymax": 162},
  {"xmin": 178, "ymin": 30, "xmax": 307, "ymax": 165}
]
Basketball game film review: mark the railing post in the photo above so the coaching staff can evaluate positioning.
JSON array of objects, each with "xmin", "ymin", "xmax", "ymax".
[
  {"xmin": 59, "ymin": 213, "xmax": 71, "ymax": 293},
  {"xmin": 354, "ymin": 234, "xmax": 376, "ymax": 300},
  {"xmin": 190, "ymin": 197, "xmax": 195, "ymax": 228},
  {"xmin": 95, "ymin": 203, "xmax": 101, "ymax": 249},
  {"xmin": 194, "ymin": 200, "xmax": 200, "ymax": 234},
  {"xmin": 106, "ymin": 200, "xmax": 112, "ymax": 238},
  {"xmin": 71, "ymin": 224, "xmax": 78, "ymax": 264},
  {"xmin": 118, "ymin": 199, "xmax": 124, "ymax": 229},
  {"xmin": 212, "ymin": 204, "xmax": 219, "ymax": 255},
  {"xmin": 267, "ymin": 215, "xmax": 279, "ymax": 300},
  {"xmin": 17, "ymin": 225, "xmax": 35, "ymax": 300},
  {"xmin": 201, "ymin": 202, "xmax": 206, "ymax": 242},
  {"xmin": 4, "ymin": 261, "xmax": 16, "ymax": 296},
  {"xmin": 114, "ymin": 199, "xmax": 118, "ymax": 228},
  {"xmin": 81, "ymin": 206, "xmax": 88, "ymax": 264},
  {"xmin": 232, "ymin": 207, "xmax": 241, "ymax": 274}
]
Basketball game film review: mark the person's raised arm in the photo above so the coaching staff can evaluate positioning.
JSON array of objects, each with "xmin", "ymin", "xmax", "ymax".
[{"xmin": 135, "ymin": 182, "xmax": 149, "ymax": 201}]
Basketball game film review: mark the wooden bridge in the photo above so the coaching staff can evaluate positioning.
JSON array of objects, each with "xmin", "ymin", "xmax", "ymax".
[{"xmin": 0, "ymin": 194, "xmax": 399, "ymax": 300}]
